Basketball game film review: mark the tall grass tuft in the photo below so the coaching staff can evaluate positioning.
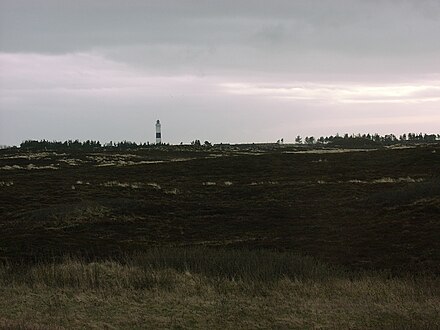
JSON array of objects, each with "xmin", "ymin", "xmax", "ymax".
[
  {"xmin": 0, "ymin": 248, "xmax": 344, "ymax": 290},
  {"xmin": 128, "ymin": 247, "xmax": 343, "ymax": 282}
]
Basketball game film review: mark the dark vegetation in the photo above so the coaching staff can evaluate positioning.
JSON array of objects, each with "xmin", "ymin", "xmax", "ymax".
[{"xmin": 1, "ymin": 142, "xmax": 439, "ymax": 274}]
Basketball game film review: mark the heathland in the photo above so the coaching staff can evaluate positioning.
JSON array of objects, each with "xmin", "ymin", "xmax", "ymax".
[{"xmin": 0, "ymin": 143, "xmax": 439, "ymax": 328}]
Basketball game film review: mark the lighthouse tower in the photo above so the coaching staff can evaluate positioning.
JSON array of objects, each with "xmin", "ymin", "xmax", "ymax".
[{"xmin": 155, "ymin": 120, "xmax": 162, "ymax": 144}]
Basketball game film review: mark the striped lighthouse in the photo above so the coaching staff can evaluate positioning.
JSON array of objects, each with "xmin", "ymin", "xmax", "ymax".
[{"xmin": 155, "ymin": 120, "xmax": 162, "ymax": 144}]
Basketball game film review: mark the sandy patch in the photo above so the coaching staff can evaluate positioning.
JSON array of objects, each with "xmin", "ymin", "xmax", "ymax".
[
  {"xmin": 372, "ymin": 177, "xmax": 424, "ymax": 183},
  {"xmin": 59, "ymin": 158, "xmax": 85, "ymax": 166},
  {"xmin": 101, "ymin": 181, "xmax": 143, "ymax": 189},
  {"xmin": 95, "ymin": 160, "xmax": 164, "ymax": 167},
  {"xmin": 146, "ymin": 183, "xmax": 161, "ymax": 189},
  {"xmin": 0, "ymin": 164, "xmax": 58, "ymax": 170},
  {"xmin": 343, "ymin": 177, "xmax": 425, "ymax": 184},
  {"xmin": 203, "ymin": 182, "xmax": 217, "ymax": 186},
  {"xmin": 165, "ymin": 188, "xmax": 179, "ymax": 194},
  {"xmin": 1, "ymin": 152, "xmax": 67, "ymax": 160},
  {"xmin": 249, "ymin": 181, "xmax": 279, "ymax": 185},
  {"xmin": 286, "ymin": 149, "xmax": 377, "ymax": 154},
  {"xmin": 75, "ymin": 181, "xmax": 90, "ymax": 185}
]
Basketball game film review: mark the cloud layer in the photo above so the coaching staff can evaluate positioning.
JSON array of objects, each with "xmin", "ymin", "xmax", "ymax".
[{"xmin": 1, "ymin": 0, "xmax": 439, "ymax": 145}]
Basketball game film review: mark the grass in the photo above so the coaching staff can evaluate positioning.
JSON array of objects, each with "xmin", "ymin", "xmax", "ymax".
[{"xmin": 0, "ymin": 248, "xmax": 439, "ymax": 329}]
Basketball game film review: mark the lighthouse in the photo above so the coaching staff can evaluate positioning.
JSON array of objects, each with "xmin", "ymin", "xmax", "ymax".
[{"xmin": 155, "ymin": 120, "xmax": 162, "ymax": 144}]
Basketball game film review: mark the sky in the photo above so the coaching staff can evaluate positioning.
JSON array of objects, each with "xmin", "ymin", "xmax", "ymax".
[{"xmin": 1, "ymin": 0, "xmax": 439, "ymax": 145}]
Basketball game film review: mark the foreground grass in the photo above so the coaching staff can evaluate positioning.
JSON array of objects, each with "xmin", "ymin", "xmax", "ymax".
[{"xmin": 0, "ymin": 249, "xmax": 438, "ymax": 329}]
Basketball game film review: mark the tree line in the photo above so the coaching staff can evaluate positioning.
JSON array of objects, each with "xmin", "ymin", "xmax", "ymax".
[
  {"xmin": 19, "ymin": 139, "xmax": 150, "ymax": 151},
  {"xmin": 17, "ymin": 132, "xmax": 440, "ymax": 151},
  {"xmin": 295, "ymin": 133, "xmax": 440, "ymax": 147}
]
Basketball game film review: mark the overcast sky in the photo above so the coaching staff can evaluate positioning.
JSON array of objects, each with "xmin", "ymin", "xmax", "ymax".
[{"xmin": 1, "ymin": 0, "xmax": 439, "ymax": 145}]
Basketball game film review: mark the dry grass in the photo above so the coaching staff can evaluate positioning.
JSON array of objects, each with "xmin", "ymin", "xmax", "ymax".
[{"xmin": 0, "ymin": 249, "xmax": 438, "ymax": 329}]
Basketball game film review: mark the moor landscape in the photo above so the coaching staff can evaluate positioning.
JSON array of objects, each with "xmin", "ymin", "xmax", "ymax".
[{"xmin": 0, "ymin": 141, "xmax": 439, "ymax": 328}]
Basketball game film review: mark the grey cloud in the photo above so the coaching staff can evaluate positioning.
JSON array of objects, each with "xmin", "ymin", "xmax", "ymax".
[
  {"xmin": 1, "ymin": 0, "xmax": 440, "ymax": 145},
  {"xmin": 0, "ymin": 0, "xmax": 440, "ymax": 70}
]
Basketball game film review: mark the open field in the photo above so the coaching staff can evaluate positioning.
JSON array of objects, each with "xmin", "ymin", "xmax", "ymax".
[
  {"xmin": 1, "ymin": 144, "xmax": 439, "ymax": 328},
  {"xmin": 1, "ymin": 249, "xmax": 439, "ymax": 329}
]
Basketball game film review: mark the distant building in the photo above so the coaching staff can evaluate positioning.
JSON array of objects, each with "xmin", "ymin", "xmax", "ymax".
[{"xmin": 156, "ymin": 120, "xmax": 162, "ymax": 144}]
